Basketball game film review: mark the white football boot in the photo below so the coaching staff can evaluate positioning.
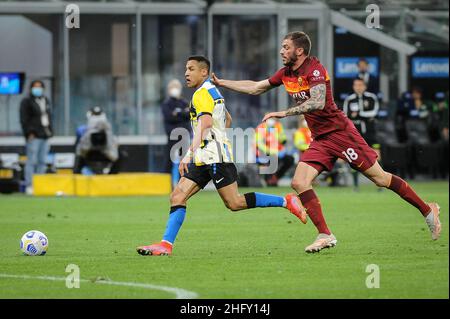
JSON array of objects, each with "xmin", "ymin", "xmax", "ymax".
[{"xmin": 305, "ymin": 233, "xmax": 337, "ymax": 253}]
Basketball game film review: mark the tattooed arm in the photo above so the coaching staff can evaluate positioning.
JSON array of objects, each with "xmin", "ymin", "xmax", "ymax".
[
  {"xmin": 261, "ymin": 84, "xmax": 327, "ymax": 122},
  {"xmin": 286, "ymin": 84, "xmax": 326, "ymax": 115}
]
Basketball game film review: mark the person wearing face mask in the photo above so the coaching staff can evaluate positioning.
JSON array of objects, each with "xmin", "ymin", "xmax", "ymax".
[
  {"xmin": 255, "ymin": 118, "xmax": 294, "ymax": 186},
  {"xmin": 161, "ymin": 79, "xmax": 191, "ymax": 184},
  {"xmin": 19, "ymin": 80, "xmax": 53, "ymax": 195}
]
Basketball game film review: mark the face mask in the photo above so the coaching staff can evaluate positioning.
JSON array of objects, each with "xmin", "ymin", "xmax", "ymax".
[
  {"xmin": 169, "ymin": 87, "xmax": 181, "ymax": 99},
  {"xmin": 31, "ymin": 87, "xmax": 43, "ymax": 97}
]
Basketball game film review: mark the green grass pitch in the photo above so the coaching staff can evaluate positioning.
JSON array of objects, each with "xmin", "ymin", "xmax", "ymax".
[{"xmin": 0, "ymin": 182, "xmax": 448, "ymax": 299}]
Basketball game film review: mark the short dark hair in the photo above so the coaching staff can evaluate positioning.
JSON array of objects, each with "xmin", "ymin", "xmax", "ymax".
[
  {"xmin": 284, "ymin": 31, "xmax": 311, "ymax": 56},
  {"xmin": 30, "ymin": 80, "xmax": 45, "ymax": 90},
  {"xmin": 358, "ymin": 58, "xmax": 368, "ymax": 65},
  {"xmin": 187, "ymin": 56, "xmax": 211, "ymax": 73},
  {"xmin": 411, "ymin": 86, "xmax": 423, "ymax": 95},
  {"xmin": 353, "ymin": 77, "xmax": 366, "ymax": 84}
]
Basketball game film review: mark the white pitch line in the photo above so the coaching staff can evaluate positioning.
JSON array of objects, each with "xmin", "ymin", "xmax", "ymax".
[{"xmin": 0, "ymin": 273, "xmax": 198, "ymax": 299}]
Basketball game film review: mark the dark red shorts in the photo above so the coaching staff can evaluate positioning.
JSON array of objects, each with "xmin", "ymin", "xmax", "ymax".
[{"xmin": 300, "ymin": 125, "xmax": 378, "ymax": 173}]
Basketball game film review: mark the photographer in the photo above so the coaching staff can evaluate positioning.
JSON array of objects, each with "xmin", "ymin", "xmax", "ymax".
[{"xmin": 73, "ymin": 106, "xmax": 120, "ymax": 174}]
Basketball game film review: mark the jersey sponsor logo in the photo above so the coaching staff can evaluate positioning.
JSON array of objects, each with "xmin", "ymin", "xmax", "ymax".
[
  {"xmin": 310, "ymin": 76, "xmax": 325, "ymax": 82},
  {"xmin": 292, "ymin": 91, "xmax": 309, "ymax": 102},
  {"xmin": 283, "ymin": 76, "xmax": 309, "ymax": 93}
]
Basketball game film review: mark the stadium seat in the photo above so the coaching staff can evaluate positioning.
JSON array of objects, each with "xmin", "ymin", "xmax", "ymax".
[
  {"xmin": 375, "ymin": 119, "xmax": 411, "ymax": 178},
  {"xmin": 405, "ymin": 119, "xmax": 442, "ymax": 178}
]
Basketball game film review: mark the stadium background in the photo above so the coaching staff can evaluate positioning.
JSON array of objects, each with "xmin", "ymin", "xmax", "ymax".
[
  {"xmin": 0, "ymin": 0, "xmax": 448, "ymax": 300},
  {"xmin": 0, "ymin": 0, "xmax": 448, "ymax": 176}
]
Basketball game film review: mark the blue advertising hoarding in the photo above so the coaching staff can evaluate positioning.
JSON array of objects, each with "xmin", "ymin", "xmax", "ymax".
[
  {"xmin": 335, "ymin": 57, "xmax": 379, "ymax": 78},
  {"xmin": 412, "ymin": 57, "xmax": 449, "ymax": 78}
]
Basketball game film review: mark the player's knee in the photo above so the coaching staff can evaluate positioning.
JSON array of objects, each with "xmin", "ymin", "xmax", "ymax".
[
  {"xmin": 373, "ymin": 172, "xmax": 390, "ymax": 188},
  {"xmin": 225, "ymin": 201, "xmax": 239, "ymax": 212},
  {"xmin": 224, "ymin": 198, "xmax": 242, "ymax": 212},
  {"xmin": 291, "ymin": 179, "xmax": 310, "ymax": 193},
  {"xmin": 170, "ymin": 189, "xmax": 186, "ymax": 206}
]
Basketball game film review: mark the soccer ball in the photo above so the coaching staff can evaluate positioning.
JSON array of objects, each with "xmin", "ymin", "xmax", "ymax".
[{"xmin": 20, "ymin": 230, "xmax": 48, "ymax": 256}]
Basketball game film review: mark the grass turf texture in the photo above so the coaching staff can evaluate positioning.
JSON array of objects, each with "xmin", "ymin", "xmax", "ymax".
[{"xmin": 0, "ymin": 182, "xmax": 448, "ymax": 299}]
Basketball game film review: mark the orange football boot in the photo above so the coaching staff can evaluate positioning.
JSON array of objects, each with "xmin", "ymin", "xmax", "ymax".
[
  {"xmin": 285, "ymin": 193, "xmax": 308, "ymax": 224},
  {"xmin": 136, "ymin": 241, "xmax": 173, "ymax": 256}
]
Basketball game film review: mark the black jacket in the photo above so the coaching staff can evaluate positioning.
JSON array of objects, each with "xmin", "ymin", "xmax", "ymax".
[
  {"xmin": 161, "ymin": 97, "xmax": 191, "ymax": 136},
  {"xmin": 357, "ymin": 71, "xmax": 379, "ymax": 94},
  {"xmin": 19, "ymin": 95, "xmax": 53, "ymax": 139},
  {"xmin": 342, "ymin": 92, "xmax": 379, "ymax": 135}
]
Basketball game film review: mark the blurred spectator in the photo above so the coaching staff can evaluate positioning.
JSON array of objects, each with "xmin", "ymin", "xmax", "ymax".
[
  {"xmin": 73, "ymin": 106, "xmax": 120, "ymax": 174},
  {"xmin": 343, "ymin": 78, "xmax": 380, "ymax": 145},
  {"xmin": 429, "ymin": 92, "xmax": 449, "ymax": 142},
  {"xmin": 293, "ymin": 115, "xmax": 312, "ymax": 157},
  {"xmin": 255, "ymin": 118, "xmax": 294, "ymax": 187},
  {"xmin": 357, "ymin": 58, "xmax": 379, "ymax": 94},
  {"xmin": 19, "ymin": 80, "xmax": 53, "ymax": 195},
  {"xmin": 343, "ymin": 78, "xmax": 380, "ymax": 191},
  {"xmin": 396, "ymin": 86, "xmax": 432, "ymax": 142},
  {"xmin": 430, "ymin": 92, "xmax": 449, "ymax": 178},
  {"xmin": 410, "ymin": 87, "xmax": 432, "ymax": 119},
  {"xmin": 161, "ymin": 79, "xmax": 190, "ymax": 186}
]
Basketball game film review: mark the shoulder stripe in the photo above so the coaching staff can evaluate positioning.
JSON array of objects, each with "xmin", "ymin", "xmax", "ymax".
[
  {"xmin": 364, "ymin": 92, "xmax": 378, "ymax": 99},
  {"xmin": 208, "ymin": 87, "xmax": 223, "ymax": 101},
  {"xmin": 345, "ymin": 93, "xmax": 357, "ymax": 101}
]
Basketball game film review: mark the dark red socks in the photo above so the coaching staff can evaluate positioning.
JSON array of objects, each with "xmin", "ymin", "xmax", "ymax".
[
  {"xmin": 299, "ymin": 189, "xmax": 331, "ymax": 235},
  {"xmin": 388, "ymin": 175, "xmax": 430, "ymax": 217}
]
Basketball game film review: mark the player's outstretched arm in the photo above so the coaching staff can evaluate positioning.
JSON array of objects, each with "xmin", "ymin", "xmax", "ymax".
[
  {"xmin": 211, "ymin": 73, "xmax": 273, "ymax": 96},
  {"xmin": 261, "ymin": 84, "xmax": 326, "ymax": 122}
]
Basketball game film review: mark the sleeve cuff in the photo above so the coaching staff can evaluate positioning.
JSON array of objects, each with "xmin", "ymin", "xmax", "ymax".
[{"xmin": 197, "ymin": 112, "xmax": 212, "ymax": 118}]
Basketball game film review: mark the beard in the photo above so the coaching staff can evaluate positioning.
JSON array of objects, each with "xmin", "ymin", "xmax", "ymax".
[{"xmin": 283, "ymin": 53, "xmax": 298, "ymax": 67}]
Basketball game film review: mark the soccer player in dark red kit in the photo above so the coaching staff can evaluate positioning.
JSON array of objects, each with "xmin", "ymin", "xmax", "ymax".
[{"xmin": 212, "ymin": 31, "xmax": 441, "ymax": 253}]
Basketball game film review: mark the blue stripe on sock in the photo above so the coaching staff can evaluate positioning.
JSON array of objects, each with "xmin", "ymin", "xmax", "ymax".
[
  {"xmin": 162, "ymin": 207, "xmax": 186, "ymax": 244},
  {"xmin": 254, "ymin": 193, "xmax": 284, "ymax": 208}
]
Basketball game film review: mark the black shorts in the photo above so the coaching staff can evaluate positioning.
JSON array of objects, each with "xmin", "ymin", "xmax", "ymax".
[{"xmin": 183, "ymin": 163, "xmax": 238, "ymax": 189}]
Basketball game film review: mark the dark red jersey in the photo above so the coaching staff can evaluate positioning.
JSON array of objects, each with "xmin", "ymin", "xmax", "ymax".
[{"xmin": 268, "ymin": 56, "xmax": 350, "ymax": 139}]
